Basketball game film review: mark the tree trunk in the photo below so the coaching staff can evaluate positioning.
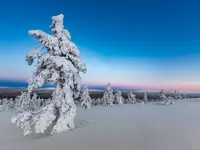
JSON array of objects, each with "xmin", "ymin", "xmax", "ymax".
[{"xmin": 51, "ymin": 82, "xmax": 76, "ymax": 134}]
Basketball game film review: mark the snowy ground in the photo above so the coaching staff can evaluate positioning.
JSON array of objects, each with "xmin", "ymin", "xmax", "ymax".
[{"xmin": 1, "ymin": 99, "xmax": 200, "ymax": 150}]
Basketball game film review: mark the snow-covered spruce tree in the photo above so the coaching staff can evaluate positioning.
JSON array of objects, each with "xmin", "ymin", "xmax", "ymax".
[
  {"xmin": 91, "ymin": 98, "xmax": 96, "ymax": 106},
  {"xmin": 91, "ymin": 98, "xmax": 100, "ymax": 106},
  {"xmin": 159, "ymin": 91, "xmax": 168, "ymax": 101},
  {"xmin": 160, "ymin": 89, "xmax": 164, "ymax": 95},
  {"xmin": 143, "ymin": 92, "xmax": 148, "ymax": 103},
  {"xmin": 181, "ymin": 93, "xmax": 187, "ymax": 99},
  {"xmin": 11, "ymin": 14, "xmax": 86, "ymax": 136},
  {"xmin": 174, "ymin": 90, "xmax": 182, "ymax": 99},
  {"xmin": 0, "ymin": 98, "xmax": 14, "ymax": 112},
  {"xmin": 174, "ymin": 90, "xmax": 177, "ymax": 97},
  {"xmin": 0, "ymin": 98, "xmax": 8, "ymax": 111},
  {"xmin": 36, "ymin": 97, "xmax": 44, "ymax": 107},
  {"xmin": 9, "ymin": 98, "xmax": 15, "ymax": 108},
  {"xmin": 80, "ymin": 86, "xmax": 92, "ymax": 109},
  {"xmin": 102, "ymin": 83, "xmax": 114, "ymax": 106},
  {"xmin": 31, "ymin": 93, "xmax": 38, "ymax": 110},
  {"xmin": 159, "ymin": 91, "xmax": 175, "ymax": 105},
  {"xmin": 97, "ymin": 98, "xmax": 103, "ymax": 105},
  {"xmin": 127, "ymin": 92, "xmax": 137, "ymax": 104},
  {"xmin": 114, "ymin": 90, "xmax": 123, "ymax": 104},
  {"xmin": 159, "ymin": 90, "xmax": 167, "ymax": 102}
]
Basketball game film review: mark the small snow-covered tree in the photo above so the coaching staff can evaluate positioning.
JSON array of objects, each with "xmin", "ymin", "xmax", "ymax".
[
  {"xmin": 160, "ymin": 92, "xmax": 168, "ymax": 101},
  {"xmin": 91, "ymin": 98, "xmax": 102, "ymax": 106},
  {"xmin": 91, "ymin": 98, "xmax": 96, "ymax": 106},
  {"xmin": 102, "ymin": 83, "xmax": 114, "ymax": 106},
  {"xmin": 143, "ymin": 92, "xmax": 148, "ymax": 103},
  {"xmin": 181, "ymin": 93, "xmax": 187, "ymax": 99},
  {"xmin": 80, "ymin": 86, "xmax": 92, "ymax": 109},
  {"xmin": 14, "ymin": 92, "xmax": 29, "ymax": 112},
  {"xmin": 0, "ymin": 98, "xmax": 14, "ymax": 112},
  {"xmin": 114, "ymin": 90, "xmax": 123, "ymax": 104},
  {"xmin": 159, "ymin": 91, "xmax": 175, "ymax": 105},
  {"xmin": 127, "ymin": 92, "xmax": 137, "ymax": 104},
  {"xmin": 160, "ymin": 89, "xmax": 164, "ymax": 95},
  {"xmin": 11, "ymin": 14, "xmax": 86, "ymax": 136},
  {"xmin": 97, "ymin": 98, "xmax": 103, "ymax": 105},
  {"xmin": 36, "ymin": 97, "xmax": 44, "ymax": 107},
  {"xmin": 0, "ymin": 98, "xmax": 8, "ymax": 111},
  {"xmin": 174, "ymin": 90, "xmax": 177, "ymax": 96},
  {"xmin": 174, "ymin": 90, "xmax": 182, "ymax": 99},
  {"xmin": 0, "ymin": 99, "xmax": 2, "ymax": 105},
  {"xmin": 9, "ymin": 98, "xmax": 15, "ymax": 108},
  {"xmin": 31, "ymin": 93, "xmax": 38, "ymax": 110}
]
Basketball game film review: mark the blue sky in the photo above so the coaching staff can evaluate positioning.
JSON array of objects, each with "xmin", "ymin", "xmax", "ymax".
[{"xmin": 0, "ymin": 0, "xmax": 200, "ymax": 90}]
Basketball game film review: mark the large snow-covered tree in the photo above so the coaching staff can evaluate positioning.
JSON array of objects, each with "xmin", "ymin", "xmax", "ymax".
[
  {"xmin": 102, "ymin": 83, "xmax": 114, "ymax": 106},
  {"xmin": 126, "ymin": 92, "xmax": 137, "ymax": 104},
  {"xmin": 80, "ymin": 86, "xmax": 92, "ymax": 109},
  {"xmin": 114, "ymin": 90, "xmax": 123, "ymax": 104},
  {"xmin": 11, "ymin": 14, "xmax": 86, "ymax": 135}
]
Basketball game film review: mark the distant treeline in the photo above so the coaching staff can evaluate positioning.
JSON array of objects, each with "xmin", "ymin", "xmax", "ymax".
[{"xmin": 0, "ymin": 88, "xmax": 200, "ymax": 100}]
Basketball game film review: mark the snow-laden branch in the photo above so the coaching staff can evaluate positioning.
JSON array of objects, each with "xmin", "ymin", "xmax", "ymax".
[
  {"xmin": 29, "ymin": 30, "xmax": 58, "ymax": 51},
  {"xmin": 26, "ymin": 46, "xmax": 44, "ymax": 65},
  {"xmin": 68, "ymin": 54, "xmax": 87, "ymax": 73}
]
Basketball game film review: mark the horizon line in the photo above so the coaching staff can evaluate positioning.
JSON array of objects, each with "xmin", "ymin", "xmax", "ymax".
[{"xmin": 1, "ymin": 78, "xmax": 200, "ymax": 92}]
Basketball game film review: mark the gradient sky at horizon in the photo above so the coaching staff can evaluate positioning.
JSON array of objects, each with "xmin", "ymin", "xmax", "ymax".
[{"xmin": 1, "ymin": 0, "xmax": 200, "ymax": 90}]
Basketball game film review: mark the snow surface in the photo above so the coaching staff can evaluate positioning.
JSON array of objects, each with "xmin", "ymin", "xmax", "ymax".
[{"xmin": 1, "ymin": 99, "xmax": 200, "ymax": 150}]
